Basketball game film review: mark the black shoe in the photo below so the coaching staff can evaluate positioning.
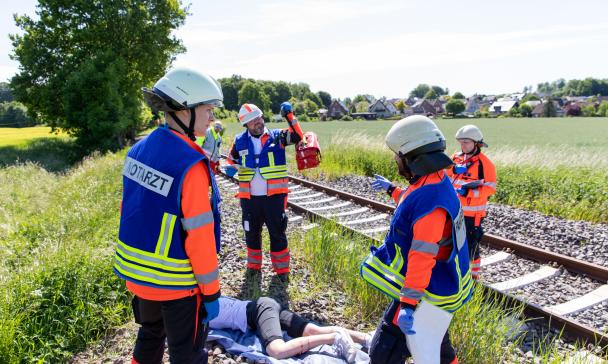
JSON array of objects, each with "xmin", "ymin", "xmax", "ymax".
[{"xmin": 277, "ymin": 272, "xmax": 289, "ymax": 284}]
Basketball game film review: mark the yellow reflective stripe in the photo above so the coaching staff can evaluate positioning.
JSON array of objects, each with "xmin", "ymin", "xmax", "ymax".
[
  {"xmin": 116, "ymin": 244, "xmax": 192, "ymax": 272},
  {"xmin": 268, "ymin": 152, "xmax": 275, "ymax": 166},
  {"xmin": 361, "ymin": 265, "xmax": 400, "ymax": 299},
  {"xmin": 114, "ymin": 254, "xmax": 196, "ymax": 286},
  {"xmin": 366, "ymin": 256, "xmax": 404, "ymax": 286},
  {"xmin": 117, "ymin": 240, "xmax": 190, "ymax": 264},
  {"xmin": 155, "ymin": 213, "xmax": 169, "ymax": 255},
  {"xmin": 163, "ymin": 214, "xmax": 177, "ymax": 257}
]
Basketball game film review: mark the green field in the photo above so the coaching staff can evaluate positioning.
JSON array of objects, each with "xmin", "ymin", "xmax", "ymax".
[{"xmin": 224, "ymin": 117, "xmax": 608, "ymax": 168}]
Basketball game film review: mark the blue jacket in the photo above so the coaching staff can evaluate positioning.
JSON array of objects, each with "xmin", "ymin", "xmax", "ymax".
[
  {"xmin": 361, "ymin": 176, "xmax": 472, "ymax": 312},
  {"xmin": 114, "ymin": 127, "xmax": 221, "ymax": 290}
]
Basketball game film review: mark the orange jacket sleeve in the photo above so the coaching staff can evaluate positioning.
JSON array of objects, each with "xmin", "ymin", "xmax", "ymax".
[
  {"xmin": 476, "ymin": 153, "xmax": 497, "ymax": 199},
  {"xmin": 391, "ymin": 187, "xmax": 406, "ymax": 204},
  {"xmin": 400, "ymin": 208, "xmax": 447, "ymax": 306},
  {"xmin": 181, "ymin": 162, "xmax": 221, "ymax": 302}
]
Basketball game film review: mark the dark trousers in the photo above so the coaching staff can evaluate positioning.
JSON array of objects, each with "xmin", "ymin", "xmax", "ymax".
[
  {"xmin": 464, "ymin": 216, "xmax": 484, "ymax": 260},
  {"xmin": 245, "ymin": 297, "xmax": 309, "ymax": 347},
  {"xmin": 132, "ymin": 295, "xmax": 209, "ymax": 364},
  {"xmin": 369, "ymin": 300, "xmax": 456, "ymax": 364},
  {"xmin": 241, "ymin": 194, "xmax": 289, "ymax": 273}
]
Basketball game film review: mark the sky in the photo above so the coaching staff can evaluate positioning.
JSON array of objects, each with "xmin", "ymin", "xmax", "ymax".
[{"xmin": 2, "ymin": 0, "xmax": 608, "ymax": 99}]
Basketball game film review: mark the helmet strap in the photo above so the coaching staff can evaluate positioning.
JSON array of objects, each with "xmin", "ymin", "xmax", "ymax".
[{"xmin": 168, "ymin": 109, "xmax": 197, "ymax": 141}]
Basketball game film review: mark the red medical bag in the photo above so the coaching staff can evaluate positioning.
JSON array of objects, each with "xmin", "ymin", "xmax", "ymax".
[{"xmin": 295, "ymin": 132, "xmax": 321, "ymax": 171}]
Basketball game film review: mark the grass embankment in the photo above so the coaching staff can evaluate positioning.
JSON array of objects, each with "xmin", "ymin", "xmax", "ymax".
[{"xmin": 0, "ymin": 151, "xmax": 131, "ymax": 363}]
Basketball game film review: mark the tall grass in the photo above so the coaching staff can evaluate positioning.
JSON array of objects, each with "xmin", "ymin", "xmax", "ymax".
[
  {"xmin": 0, "ymin": 152, "xmax": 131, "ymax": 363},
  {"xmin": 300, "ymin": 133, "xmax": 608, "ymax": 223}
]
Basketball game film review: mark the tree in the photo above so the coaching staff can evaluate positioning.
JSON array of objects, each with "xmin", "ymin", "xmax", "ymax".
[
  {"xmin": 445, "ymin": 99, "xmax": 465, "ymax": 117},
  {"xmin": 355, "ymin": 101, "xmax": 370, "ymax": 113},
  {"xmin": 565, "ymin": 104, "xmax": 582, "ymax": 117},
  {"xmin": 352, "ymin": 94, "xmax": 368, "ymax": 104},
  {"xmin": 431, "ymin": 86, "xmax": 447, "ymax": 96},
  {"xmin": 0, "ymin": 82, "xmax": 14, "ymax": 103},
  {"xmin": 519, "ymin": 104, "xmax": 533, "ymax": 117},
  {"xmin": 395, "ymin": 100, "xmax": 405, "ymax": 114},
  {"xmin": 508, "ymin": 105, "xmax": 519, "ymax": 117},
  {"xmin": 452, "ymin": 92, "xmax": 465, "ymax": 99},
  {"xmin": 219, "ymin": 75, "xmax": 243, "ymax": 111},
  {"xmin": 542, "ymin": 99, "xmax": 556, "ymax": 117},
  {"xmin": 63, "ymin": 52, "xmax": 141, "ymax": 150},
  {"xmin": 317, "ymin": 91, "xmax": 332, "ymax": 108},
  {"xmin": 424, "ymin": 89, "xmax": 438, "ymax": 99},
  {"xmin": 275, "ymin": 81, "xmax": 292, "ymax": 107},
  {"xmin": 10, "ymin": 0, "xmax": 187, "ymax": 152},
  {"xmin": 0, "ymin": 101, "xmax": 36, "ymax": 127},
  {"xmin": 238, "ymin": 81, "xmax": 270, "ymax": 112},
  {"xmin": 409, "ymin": 84, "xmax": 430, "ymax": 98},
  {"xmin": 598, "ymin": 101, "xmax": 608, "ymax": 117}
]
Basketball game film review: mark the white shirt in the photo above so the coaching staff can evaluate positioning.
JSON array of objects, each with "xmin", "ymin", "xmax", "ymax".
[
  {"xmin": 249, "ymin": 128, "xmax": 269, "ymax": 196},
  {"xmin": 209, "ymin": 297, "xmax": 250, "ymax": 333}
]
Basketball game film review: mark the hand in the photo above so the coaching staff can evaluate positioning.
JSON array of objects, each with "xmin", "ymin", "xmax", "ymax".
[
  {"xmin": 397, "ymin": 306, "xmax": 416, "ymax": 335},
  {"xmin": 371, "ymin": 174, "xmax": 393, "ymax": 192},
  {"xmin": 456, "ymin": 188, "xmax": 468, "ymax": 197},
  {"xmin": 280, "ymin": 102, "xmax": 293, "ymax": 118},
  {"xmin": 224, "ymin": 165, "xmax": 238, "ymax": 178},
  {"xmin": 202, "ymin": 299, "xmax": 219, "ymax": 324}
]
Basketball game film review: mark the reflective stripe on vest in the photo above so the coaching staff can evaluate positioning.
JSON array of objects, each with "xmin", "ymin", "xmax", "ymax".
[{"xmin": 114, "ymin": 240, "xmax": 197, "ymax": 288}]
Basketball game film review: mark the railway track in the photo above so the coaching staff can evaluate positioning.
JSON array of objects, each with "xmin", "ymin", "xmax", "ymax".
[{"xmin": 215, "ymin": 168, "xmax": 608, "ymax": 351}]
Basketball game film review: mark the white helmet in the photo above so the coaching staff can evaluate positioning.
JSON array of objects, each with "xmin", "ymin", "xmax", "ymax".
[
  {"xmin": 385, "ymin": 115, "xmax": 446, "ymax": 156},
  {"xmin": 238, "ymin": 103, "xmax": 263, "ymax": 125},
  {"xmin": 142, "ymin": 67, "xmax": 223, "ymax": 111},
  {"xmin": 214, "ymin": 120, "xmax": 223, "ymax": 132},
  {"xmin": 455, "ymin": 125, "xmax": 488, "ymax": 147}
]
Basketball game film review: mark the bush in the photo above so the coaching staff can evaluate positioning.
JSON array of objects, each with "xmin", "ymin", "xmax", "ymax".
[
  {"xmin": 0, "ymin": 101, "xmax": 37, "ymax": 127},
  {"xmin": 340, "ymin": 115, "xmax": 353, "ymax": 121}
]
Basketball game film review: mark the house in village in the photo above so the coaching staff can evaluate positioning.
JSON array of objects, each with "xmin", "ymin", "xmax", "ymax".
[
  {"xmin": 411, "ymin": 99, "xmax": 437, "ymax": 116},
  {"xmin": 488, "ymin": 100, "xmax": 519, "ymax": 115},
  {"xmin": 531, "ymin": 101, "xmax": 565, "ymax": 117},
  {"xmin": 369, "ymin": 98, "xmax": 398, "ymax": 118},
  {"xmin": 404, "ymin": 97, "xmax": 417, "ymax": 107},
  {"xmin": 429, "ymin": 99, "xmax": 445, "ymax": 115},
  {"xmin": 328, "ymin": 100, "xmax": 349, "ymax": 119},
  {"xmin": 464, "ymin": 98, "xmax": 480, "ymax": 115}
]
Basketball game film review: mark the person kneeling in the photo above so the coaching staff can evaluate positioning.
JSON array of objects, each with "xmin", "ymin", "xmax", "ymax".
[{"xmin": 209, "ymin": 296, "xmax": 370, "ymax": 362}]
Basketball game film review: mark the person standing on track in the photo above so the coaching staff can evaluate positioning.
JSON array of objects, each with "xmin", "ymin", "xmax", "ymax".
[
  {"xmin": 115, "ymin": 68, "xmax": 223, "ymax": 363},
  {"xmin": 365, "ymin": 115, "xmax": 472, "ymax": 364},
  {"xmin": 446, "ymin": 125, "xmax": 497, "ymax": 280},
  {"xmin": 224, "ymin": 102, "xmax": 304, "ymax": 281}
]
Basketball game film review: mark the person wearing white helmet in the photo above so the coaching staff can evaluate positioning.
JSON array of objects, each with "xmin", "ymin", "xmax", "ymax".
[
  {"xmin": 446, "ymin": 125, "xmax": 497, "ymax": 280},
  {"xmin": 364, "ymin": 115, "xmax": 472, "ymax": 364},
  {"xmin": 225, "ymin": 102, "xmax": 304, "ymax": 282},
  {"xmin": 120, "ymin": 68, "xmax": 224, "ymax": 363},
  {"xmin": 197, "ymin": 120, "xmax": 224, "ymax": 173}
]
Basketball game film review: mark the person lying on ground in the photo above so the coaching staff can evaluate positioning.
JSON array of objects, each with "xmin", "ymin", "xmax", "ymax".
[{"xmin": 209, "ymin": 296, "xmax": 371, "ymax": 362}]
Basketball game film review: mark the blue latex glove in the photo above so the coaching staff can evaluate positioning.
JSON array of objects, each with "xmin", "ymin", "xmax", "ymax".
[
  {"xmin": 397, "ymin": 307, "xmax": 416, "ymax": 335},
  {"xmin": 224, "ymin": 165, "xmax": 238, "ymax": 178},
  {"xmin": 453, "ymin": 164, "xmax": 467, "ymax": 174},
  {"xmin": 203, "ymin": 299, "xmax": 219, "ymax": 324},
  {"xmin": 371, "ymin": 174, "xmax": 393, "ymax": 191},
  {"xmin": 280, "ymin": 101, "xmax": 293, "ymax": 117},
  {"xmin": 456, "ymin": 187, "xmax": 468, "ymax": 197}
]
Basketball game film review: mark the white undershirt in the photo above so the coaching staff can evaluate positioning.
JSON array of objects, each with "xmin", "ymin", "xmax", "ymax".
[
  {"xmin": 209, "ymin": 297, "xmax": 250, "ymax": 333},
  {"xmin": 249, "ymin": 128, "xmax": 269, "ymax": 196}
]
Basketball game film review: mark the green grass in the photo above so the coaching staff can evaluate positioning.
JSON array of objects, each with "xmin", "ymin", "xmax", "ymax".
[{"xmin": 0, "ymin": 152, "xmax": 131, "ymax": 363}]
